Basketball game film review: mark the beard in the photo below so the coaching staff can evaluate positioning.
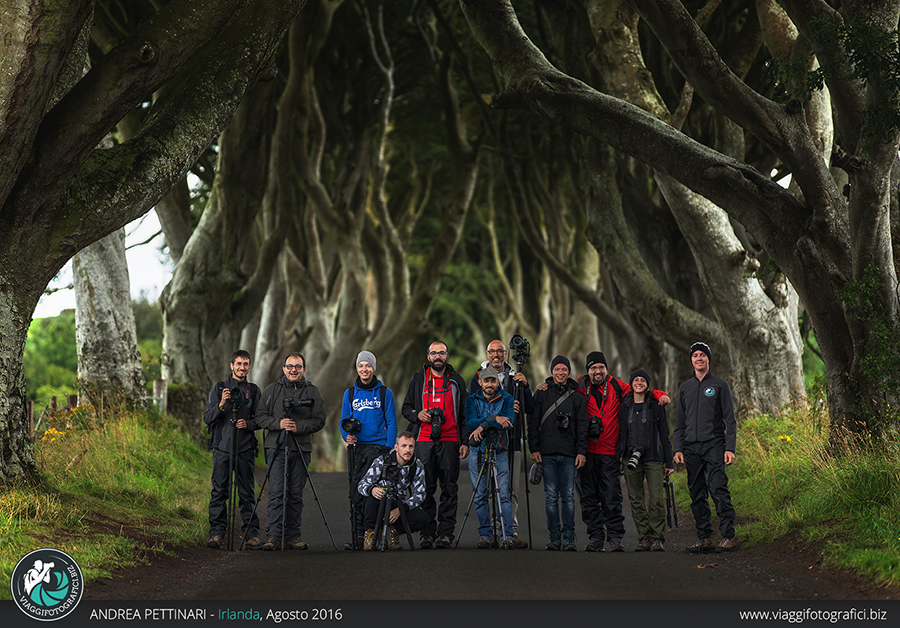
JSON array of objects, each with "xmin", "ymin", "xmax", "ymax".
[{"xmin": 428, "ymin": 358, "xmax": 446, "ymax": 371}]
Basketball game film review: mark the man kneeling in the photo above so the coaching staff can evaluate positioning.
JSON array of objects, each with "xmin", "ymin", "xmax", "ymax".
[{"xmin": 357, "ymin": 432, "xmax": 428, "ymax": 550}]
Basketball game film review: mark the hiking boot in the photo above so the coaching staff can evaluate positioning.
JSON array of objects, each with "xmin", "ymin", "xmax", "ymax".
[
  {"xmin": 244, "ymin": 536, "xmax": 263, "ymax": 550},
  {"xmin": 608, "ymin": 537, "xmax": 625, "ymax": 552},
  {"xmin": 420, "ymin": 534, "xmax": 435, "ymax": 549},
  {"xmin": 715, "ymin": 537, "xmax": 739, "ymax": 553},
  {"xmin": 434, "ymin": 534, "xmax": 452, "ymax": 549},
  {"xmin": 584, "ymin": 538, "xmax": 604, "ymax": 552},
  {"xmin": 206, "ymin": 535, "xmax": 223, "ymax": 549},
  {"xmin": 651, "ymin": 539, "xmax": 666, "ymax": 552},
  {"xmin": 635, "ymin": 536, "xmax": 651, "ymax": 552},
  {"xmin": 287, "ymin": 537, "xmax": 309, "ymax": 550},
  {"xmin": 685, "ymin": 538, "xmax": 716, "ymax": 554},
  {"xmin": 477, "ymin": 537, "xmax": 492, "ymax": 549},
  {"xmin": 545, "ymin": 532, "xmax": 561, "ymax": 551},
  {"xmin": 389, "ymin": 528, "xmax": 402, "ymax": 550},
  {"xmin": 511, "ymin": 535, "xmax": 529, "ymax": 549},
  {"xmin": 363, "ymin": 530, "xmax": 375, "ymax": 551},
  {"xmin": 500, "ymin": 537, "xmax": 513, "ymax": 550},
  {"xmin": 562, "ymin": 530, "xmax": 577, "ymax": 551},
  {"xmin": 262, "ymin": 538, "xmax": 280, "ymax": 551}
]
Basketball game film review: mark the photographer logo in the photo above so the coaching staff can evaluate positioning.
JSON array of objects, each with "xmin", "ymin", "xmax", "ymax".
[
  {"xmin": 704, "ymin": 387, "xmax": 716, "ymax": 397},
  {"xmin": 11, "ymin": 548, "xmax": 83, "ymax": 621}
]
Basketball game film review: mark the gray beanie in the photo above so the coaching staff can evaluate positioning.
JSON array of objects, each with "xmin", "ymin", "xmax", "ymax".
[{"xmin": 356, "ymin": 350, "xmax": 376, "ymax": 370}]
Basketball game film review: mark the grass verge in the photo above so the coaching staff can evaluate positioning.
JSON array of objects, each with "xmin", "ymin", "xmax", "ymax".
[{"xmin": 0, "ymin": 403, "xmax": 211, "ymax": 599}]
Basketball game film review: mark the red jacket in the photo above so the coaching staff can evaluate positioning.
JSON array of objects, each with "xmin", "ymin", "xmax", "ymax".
[{"xmin": 576, "ymin": 374, "xmax": 665, "ymax": 455}]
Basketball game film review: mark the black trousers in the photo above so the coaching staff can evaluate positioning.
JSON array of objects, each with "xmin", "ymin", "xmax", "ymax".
[
  {"xmin": 349, "ymin": 444, "xmax": 390, "ymax": 540},
  {"xmin": 209, "ymin": 449, "xmax": 259, "ymax": 536},
  {"xmin": 415, "ymin": 440, "xmax": 460, "ymax": 539},
  {"xmin": 683, "ymin": 439, "xmax": 735, "ymax": 539},
  {"xmin": 363, "ymin": 497, "xmax": 429, "ymax": 533},
  {"xmin": 265, "ymin": 447, "xmax": 310, "ymax": 540},
  {"xmin": 575, "ymin": 452, "xmax": 626, "ymax": 542}
]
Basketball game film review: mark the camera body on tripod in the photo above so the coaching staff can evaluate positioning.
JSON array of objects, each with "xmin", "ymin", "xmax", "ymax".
[
  {"xmin": 377, "ymin": 462, "xmax": 403, "ymax": 499},
  {"xmin": 282, "ymin": 396, "xmax": 314, "ymax": 416},
  {"xmin": 509, "ymin": 334, "xmax": 531, "ymax": 365}
]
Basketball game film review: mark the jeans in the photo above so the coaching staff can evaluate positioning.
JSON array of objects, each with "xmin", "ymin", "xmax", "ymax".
[
  {"xmin": 469, "ymin": 448, "xmax": 514, "ymax": 539},
  {"xmin": 542, "ymin": 454, "xmax": 576, "ymax": 534}
]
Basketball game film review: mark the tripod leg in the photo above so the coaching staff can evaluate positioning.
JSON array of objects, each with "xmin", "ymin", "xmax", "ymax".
[
  {"xmin": 453, "ymin": 448, "xmax": 490, "ymax": 549},
  {"xmin": 227, "ymin": 422, "xmax": 238, "ymax": 551},
  {"xmin": 281, "ymin": 438, "xmax": 289, "ymax": 551},
  {"xmin": 492, "ymin": 457, "xmax": 509, "ymax": 545},
  {"xmin": 239, "ymin": 460, "xmax": 274, "ymax": 551},
  {"xmin": 289, "ymin": 432, "xmax": 338, "ymax": 550},
  {"xmin": 347, "ymin": 445, "xmax": 358, "ymax": 550},
  {"xmin": 396, "ymin": 502, "xmax": 415, "ymax": 550},
  {"xmin": 377, "ymin": 496, "xmax": 390, "ymax": 552}
]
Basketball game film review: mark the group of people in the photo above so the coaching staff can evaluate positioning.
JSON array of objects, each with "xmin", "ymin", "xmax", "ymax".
[{"xmin": 202, "ymin": 338, "xmax": 738, "ymax": 554}]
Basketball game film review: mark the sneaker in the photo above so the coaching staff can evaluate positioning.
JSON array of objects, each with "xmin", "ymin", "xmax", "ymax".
[
  {"xmin": 363, "ymin": 530, "xmax": 375, "ymax": 551},
  {"xmin": 715, "ymin": 537, "xmax": 738, "ymax": 553},
  {"xmin": 511, "ymin": 535, "xmax": 529, "ymax": 549},
  {"xmin": 608, "ymin": 538, "xmax": 625, "ymax": 552},
  {"xmin": 286, "ymin": 537, "xmax": 309, "ymax": 550},
  {"xmin": 500, "ymin": 537, "xmax": 513, "ymax": 550},
  {"xmin": 389, "ymin": 528, "xmax": 402, "ymax": 550},
  {"xmin": 477, "ymin": 537, "xmax": 492, "ymax": 549},
  {"xmin": 262, "ymin": 538, "xmax": 280, "ymax": 551},
  {"xmin": 651, "ymin": 539, "xmax": 666, "ymax": 552},
  {"xmin": 584, "ymin": 538, "xmax": 604, "ymax": 552},
  {"xmin": 562, "ymin": 530, "xmax": 577, "ymax": 551},
  {"xmin": 244, "ymin": 536, "xmax": 263, "ymax": 550},
  {"xmin": 434, "ymin": 534, "xmax": 452, "ymax": 549},
  {"xmin": 685, "ymin": 538, "xmax": 716, "ymax": 554},
  {"xmin": 635, "ymin": 536, "xmax": 651, "ymax": 552},
  {"xmin": 546, "ymin": 531, "xmax": 561, "ymax": 550},
  {"xmin": 206, "ymin": 535, "xmax": 223, "ymax": 549},
  {"xmin": 420, "ymin": 535, "xmax": 435, "ymax": 550}
]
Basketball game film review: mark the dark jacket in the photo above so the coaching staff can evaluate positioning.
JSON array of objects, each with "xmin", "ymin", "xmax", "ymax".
[
  {"xmin": 673, "ymin": 373, "xmax": 737, "ymax": 453},
  {"xmin": 617, "ymin": 393, "xmax": 674, "ymax": 467},
  {"xmin": 257, "ymin": 376, "xmax": 327, "ymax": 453},
  {"xmin": 527, "ymin": 377, "xmax": 589, "ymax": 457},
  {"xmin": 465, "ymin": 387, "xmax": 515, "ymax": 452},
  {"xmin": 468, "ymin": 361, "xmax": 534, "ymax": 450},
  {"xmin": 203, "ymin": 377, "xmax": 261, "ymax": 454},
  {"xmin": 402, "ymin": 363, "xmax": 469, "ymax": 445}
]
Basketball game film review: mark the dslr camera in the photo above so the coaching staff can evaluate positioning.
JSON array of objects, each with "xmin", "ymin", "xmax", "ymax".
[
  {"xmin": 428, "ymin": 407, "xmax": 444, "ymax": 441},
  {"xmin": 588, "ymin": 415, "xmax": 604, "ymax": 439},
  {"xmin": 227, "ymin": 386, "xmax": 245, "ymax": 424},
  {"xmin": 627, "ymin": 445, "xmax": 645, "ymax": 471},
  {"xmin": 509, "ymin": 334, "xmax": 531, "ymax": 365},
  {"xmin": 283, "ymin": 396, "xmax": 314, "ymax": 416},
  {"xmin": 341, "ymin": 417, "xmax": 362, "ymax": 435},
  {"xmin": 556, "ymin": 411, "xmax": 571, "ymax": 431},
  {"xmin": 378, "ymin": 460, "xmax": 402, "ymax": 498}
]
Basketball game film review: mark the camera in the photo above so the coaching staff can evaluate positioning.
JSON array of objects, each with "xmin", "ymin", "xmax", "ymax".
[
  {"xmin": 588, "ymin": 416, "xmax": 603, "ymax": 439},
  {"xmin": 378, "ymin": 461, "xmax": 402, "ymax": 497},
  {"xmin": 509, "ymin": 334, "xmax": 531, "ymax": 365},
  {"xmin": 627, "ymin": 445, "xmax": 645, "ymax": 471},
  {"xmin": 428, "ymin": 407, "xmax": 444, "ymax": 441},
  {"xmin": 341, "ymin": 418, "xmax": 362, "ymax": 434},
  {"xmin": 556, "ymin": 411, "xmax": 571, "ymax": 431},
  {"xmin": 483, "ymin": 425, "xmax": 499, "ymax": 441},
  {"xmin": 282, "ymin": 397, "xmax": 314, "ymax": 415}
]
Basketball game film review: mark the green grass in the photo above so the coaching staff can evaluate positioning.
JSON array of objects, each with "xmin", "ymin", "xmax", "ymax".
[
  {"xmin": 672, "ymin": 398, "xmax": 900, "ymax": 587},
  {"xmin": 0, "ymin": 403, "xmax": 211, "ymax": 599}
]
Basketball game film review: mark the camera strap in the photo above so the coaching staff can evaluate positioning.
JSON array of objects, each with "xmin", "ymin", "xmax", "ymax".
[{"xmin": 540, "ymin": 390, "xmax": 575, "ymax": 428}]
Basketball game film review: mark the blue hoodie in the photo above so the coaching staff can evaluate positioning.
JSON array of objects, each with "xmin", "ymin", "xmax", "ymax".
[{"xmin": 340, "ymin": 379, "xmax": 397, "ymax": 446}]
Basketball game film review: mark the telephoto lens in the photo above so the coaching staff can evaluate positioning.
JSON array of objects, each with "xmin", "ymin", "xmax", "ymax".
[
  {"xmin": 341, "ymin": 418, "xmax": 362, "ymax": 434},
  {"xmin": 627, "ymin": 446, "xmax": 644, "ymax": 471}
]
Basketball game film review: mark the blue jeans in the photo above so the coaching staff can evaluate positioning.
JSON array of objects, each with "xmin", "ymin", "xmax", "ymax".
[
  {"xmin": 542, "ymin": 455, "xmax": 576, "ymax": 534},
  {"xmin": 469, "ymin": 448, "xmax": 514, "ymax": 539}
]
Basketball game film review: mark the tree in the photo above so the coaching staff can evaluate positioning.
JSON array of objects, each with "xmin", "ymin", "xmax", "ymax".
[
  {"xmin": 0, "ymin": 0, "xmax": 306, "ymax": 484},
  {"xmin": 459, "ymin": 0, "xmax": 900, "ymax": 436}
]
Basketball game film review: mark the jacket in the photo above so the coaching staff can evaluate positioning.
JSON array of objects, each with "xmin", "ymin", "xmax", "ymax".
[
  {"xmin": 203, "ymin": 377, "xmax": 261, "ymax": 454},
  {"xmin": 468, "ymin": 361, "xmax": 534, "ymax": 449},
  {"xmin": 465, "ymin": 387, "xmax": 515, "ymax": 452},
  {"xmin": 256, "ymin": 376, "xmax": 327, "ymax": 453},
  {"xmin": 340, "ymin": 378, "xmax": 397, "ymax": 446},
  {"xmin": 673, "ymin": 373, "xmax": 737, "ymax": 453},
  {"xmin": 576, "ymin": 374, "xmax": 667, "ymax": 456},
  {"xmin": 527, "ymin": 377, "xmax": 589, "ymax": 457},
  {"xmin": 401, "ymin": 363, "xmax": 469, "ymax": 445},
  {"xmin": 617, "ymin": 393, "xmax": 674, "ymax": 467},
  {"xmin": 357, "ymin": 450, "xmax": 427, "ymax": 509}
]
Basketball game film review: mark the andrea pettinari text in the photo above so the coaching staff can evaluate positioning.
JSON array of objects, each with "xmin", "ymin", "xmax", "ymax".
[{"xmin": 87, "ymin": 607, "xmax": 345, "ymax": 622}]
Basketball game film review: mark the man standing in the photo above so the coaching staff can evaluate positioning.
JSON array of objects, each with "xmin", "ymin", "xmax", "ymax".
[
  {"xmin": 401, "ymin": 340, "xmax": 469, "ymax": 549},
  {"xmin": 468, "ymin": 339, "xmax": 533, "ymax": 548},
  {"xmin": 257, "ymin": 353, "xmax": 327, "ymax": 550},
  {"xmin": 203, "ymin": 350, "xmax": 262, "ymax": 549},
  {"xmin": 465, "ymin": 367, "xmax": 515, "ymax": 549},
  {"xmin": 341, "ymin": 350, "xmax": 397, "ymax": 549},
  {"xmin": 358, "ymin": 432, "xmax": 428, "ymax": 550},
  {"xmin": 528, "ymin": 356, "xmax": 588, "ymax": 551},
  {"xmin": 673, "ymin": 342, "xmax": 738, "ymax": 553},
  {"xmin": 575, "ymin": 351, "xmax": 669, "ymax": 552}
]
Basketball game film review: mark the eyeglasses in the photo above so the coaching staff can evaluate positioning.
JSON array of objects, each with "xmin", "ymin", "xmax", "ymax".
[
  {"xmin": 428, "ymin": 351, "xmax": 448, "ymax": 357},
  {"xmin": 284, "ymin": 364, "xmax": 305, "ymax": 371},
  {"xmin": 487, "ymin": 349, "xmax": 506, "ymax": 355}
]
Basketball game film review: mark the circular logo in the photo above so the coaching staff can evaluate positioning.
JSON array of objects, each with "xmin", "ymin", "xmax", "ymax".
[
  {"xmin": 704, "ymin": 387, "xmax": 716, "ymax": 397},
  {"xmin": 10, "ymin": 548, "xmax": 83, "ymax": 621}
]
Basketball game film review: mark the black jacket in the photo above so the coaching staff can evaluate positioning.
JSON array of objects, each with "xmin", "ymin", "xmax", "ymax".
[
  {"xmin": 617, "ymin": 393, "xmax": 674, "ymax": 467},
  {"xmin": 673, "ymin": 373, "xmax": 737, "ymax": 453},
  {"xmin": 257, "ymin": 376, "xmax": 327, "ymax": 453},
  {"xmin": 203, "ymin": 377, "xmax": 261, "ymax": 454},
  {"xmin": 401, "ymin": 363, "xmax": 469, "ymax": 446},
  {"xmin": 527, "ymin": 377, "xmax": 589, "ymax": 457}
]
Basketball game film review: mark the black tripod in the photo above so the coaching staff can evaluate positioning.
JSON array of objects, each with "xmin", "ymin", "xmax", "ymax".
[
  {"xmin": 455, "ymin": 436, "xmax": 509, "ymax": 548},
  {"xmin": 512, "ymin": 364, "xmax": 533, "ymax": 550},
  {"xmin": 664, "ymin": 473, "xmax": 680, "ymax": 529},
  {"xmin": 346, "ymin": 443, "xmax": 362, "ymax": 550},
  {"xmin": 372, "ymin": 485, "xmax": 416, "ymax": 551},
  {"xmin": 224, "ymin": 406, "xmax": 241, "ymax": 551}
]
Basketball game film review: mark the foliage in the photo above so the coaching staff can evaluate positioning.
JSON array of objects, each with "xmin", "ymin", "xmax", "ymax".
[
  {"xmin": 0, "ymin": 401, "xmax": 211, "ymax": 598},
  {"xmin": 24, "ymin": 310, "xmax": 78, "ymax": 404}
]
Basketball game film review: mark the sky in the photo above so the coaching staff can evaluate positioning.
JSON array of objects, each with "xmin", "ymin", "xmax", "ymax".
[{"xmin": 33, "ymin": 211, "xmax": 172, "ymax": 319}]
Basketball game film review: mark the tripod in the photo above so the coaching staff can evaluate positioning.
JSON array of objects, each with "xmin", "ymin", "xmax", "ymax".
[
  {"xmin": 512, "ymin": 363, "xmax": 533, "ymax": 550},
  {"xmin": 454, "ymin": 437, "xmax": 508, "ymax": 548},
  {"xmin": 664, "ymin": 473, "xmax": 680, "ymax": 529},
  {"xmin": 372, "ymin": 486, "xmax": 416, "ymax": 551},
  {"xmin": 224, "ymin": 406, "xmax": 240, "ymax": 551},
  {"xmin": 346, "ymin": 442, "xmax": 362, "ymax": 550}
]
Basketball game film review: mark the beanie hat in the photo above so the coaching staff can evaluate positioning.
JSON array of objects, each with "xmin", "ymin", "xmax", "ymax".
[
  {"xmin": 630, "ymin": 368, "xmax": 651, "ymax": 388},
  {"xmin": 356, "ymin": 350, "xmax": 377, "ymax": 370},
  {"xmin": 550, "ymin": 355, "xmax": 571, "ymax": 372},
  {"xmin": 585, "ymin": 351, "xmax": 607, "ymax": 371},
  {"xmin": 689, "ymin": 342, "xmax": 711, "ymax": 361}
]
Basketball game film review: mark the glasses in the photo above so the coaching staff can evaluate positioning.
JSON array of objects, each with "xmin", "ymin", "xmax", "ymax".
[
  {"xmin": 428, "ymin": 351, "xmax": 448, "ymax": 357},
  {"xmin": 284, "ymin": 364, "xmax": 305, "ymax": 371},
  {"xmin": 487, "ymin": 349, "xmax": 506, "ymax": 355}
]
